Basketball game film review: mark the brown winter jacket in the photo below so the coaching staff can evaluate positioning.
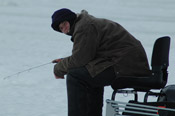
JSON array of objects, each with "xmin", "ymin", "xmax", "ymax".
[{"xmin": 54, "ymin": 10, "xmax": 151, "ymax": 78}]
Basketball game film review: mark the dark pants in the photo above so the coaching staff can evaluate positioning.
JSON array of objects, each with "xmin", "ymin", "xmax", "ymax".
[{"xmin": 66, "ymin": 66, "xmax": 116, "ymax": 116}]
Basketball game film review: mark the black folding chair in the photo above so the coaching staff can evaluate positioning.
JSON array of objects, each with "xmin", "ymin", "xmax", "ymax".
[{"xmin": 111, "ymin": 36, "xmax": 171, "ymax": 102}]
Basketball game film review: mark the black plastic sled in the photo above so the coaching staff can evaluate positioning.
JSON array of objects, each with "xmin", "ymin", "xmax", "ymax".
[{"xmin": 105, "ymin": 36, "xmax": 175, "ymax": 116}]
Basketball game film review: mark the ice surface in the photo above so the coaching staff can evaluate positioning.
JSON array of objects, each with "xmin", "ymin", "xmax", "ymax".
[{"xmin": 0, "ymin": 0, "xmax": 174, "ymax": 115}]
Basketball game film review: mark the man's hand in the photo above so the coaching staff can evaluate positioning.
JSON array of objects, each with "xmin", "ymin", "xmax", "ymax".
[
  {"xmin": 52, "ymin": 58, "xmax": 62, "ymax": 63},
  {"xmin": 53, "ymin": 58, "xmax": 64, "ymax": 79},
  {"xmin": 54, "ymin": 74, "xmax": 64, "ymax": 79}
]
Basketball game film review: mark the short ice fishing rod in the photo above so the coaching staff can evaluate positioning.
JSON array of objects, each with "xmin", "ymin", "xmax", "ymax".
[{"xmin": 3, "ymin": 62, "xmax": 53, "ymax": 80}]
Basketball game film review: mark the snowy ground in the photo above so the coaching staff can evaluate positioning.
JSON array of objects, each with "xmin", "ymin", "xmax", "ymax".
[{"xmin": 0, "ymin": 0, "xmax": 174, "ymax": 116}]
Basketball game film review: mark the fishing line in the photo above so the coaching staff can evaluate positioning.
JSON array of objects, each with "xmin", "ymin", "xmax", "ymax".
[{"xmin": 3, "ymin": 62, "xmax": 52, "ymax": 80}]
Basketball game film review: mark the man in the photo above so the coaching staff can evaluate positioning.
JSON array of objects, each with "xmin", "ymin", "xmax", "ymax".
[{"xmin": 51, "ymin": 8, "xmax": 151, "ymax": 116}]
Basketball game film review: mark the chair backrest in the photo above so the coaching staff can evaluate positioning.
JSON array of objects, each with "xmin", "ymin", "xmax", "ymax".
[
  {"xmin": 111, "ymin": 36, "xmax": 171, "ymax": 91},
  {"xmin": 151, "ymin": 36, "xmax": 170, "ymax": 87}
]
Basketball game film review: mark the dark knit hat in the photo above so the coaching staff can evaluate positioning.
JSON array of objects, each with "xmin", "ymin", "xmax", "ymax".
[{"xmin": 51, "ymin": 8, "xmax": 77, "ymax": 32}]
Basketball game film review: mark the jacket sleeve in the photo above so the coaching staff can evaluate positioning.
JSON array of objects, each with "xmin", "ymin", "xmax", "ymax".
[{"xmin": 54, "ymin": 24, "xmax": 99, "ymax": 77}]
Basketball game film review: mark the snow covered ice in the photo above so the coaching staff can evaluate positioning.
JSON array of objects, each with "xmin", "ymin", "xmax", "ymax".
[{"xmin": 0, "ymin": 0, "xmax": 174, "ymax": 116}]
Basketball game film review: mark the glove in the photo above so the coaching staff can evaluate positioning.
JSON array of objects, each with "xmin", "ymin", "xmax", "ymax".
[
  {"xmin": 52, "ymin": 58, "xmax": 62, "ymax": 63},
  {"xmin": 54, "ymin": 74, "xmax": 64, "ymax": 79},
  {"xmin": 53, "ymin": 61, "xmax": 64, "ymax": 79}
]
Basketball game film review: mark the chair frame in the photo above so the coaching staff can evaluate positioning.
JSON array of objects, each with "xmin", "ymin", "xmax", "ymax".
[{"xmin": 111, "ymin": 36, "xmax": 171, "ymax": 103}]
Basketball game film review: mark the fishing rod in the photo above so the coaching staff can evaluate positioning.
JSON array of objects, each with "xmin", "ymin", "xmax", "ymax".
[{"xmin": 3, "ymin": 62, "xmax": 53, "ymax": 80}]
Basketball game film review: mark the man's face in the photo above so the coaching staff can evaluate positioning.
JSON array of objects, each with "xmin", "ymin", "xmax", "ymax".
[{"xmin": 59, "ymin": 21, "xmax": 70, "ymax": 34}]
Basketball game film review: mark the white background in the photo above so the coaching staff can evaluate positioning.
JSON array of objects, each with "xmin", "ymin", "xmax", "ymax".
[{"xmin": 0, "ymin": 0, "xmax": 174, "ymax": 115}]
